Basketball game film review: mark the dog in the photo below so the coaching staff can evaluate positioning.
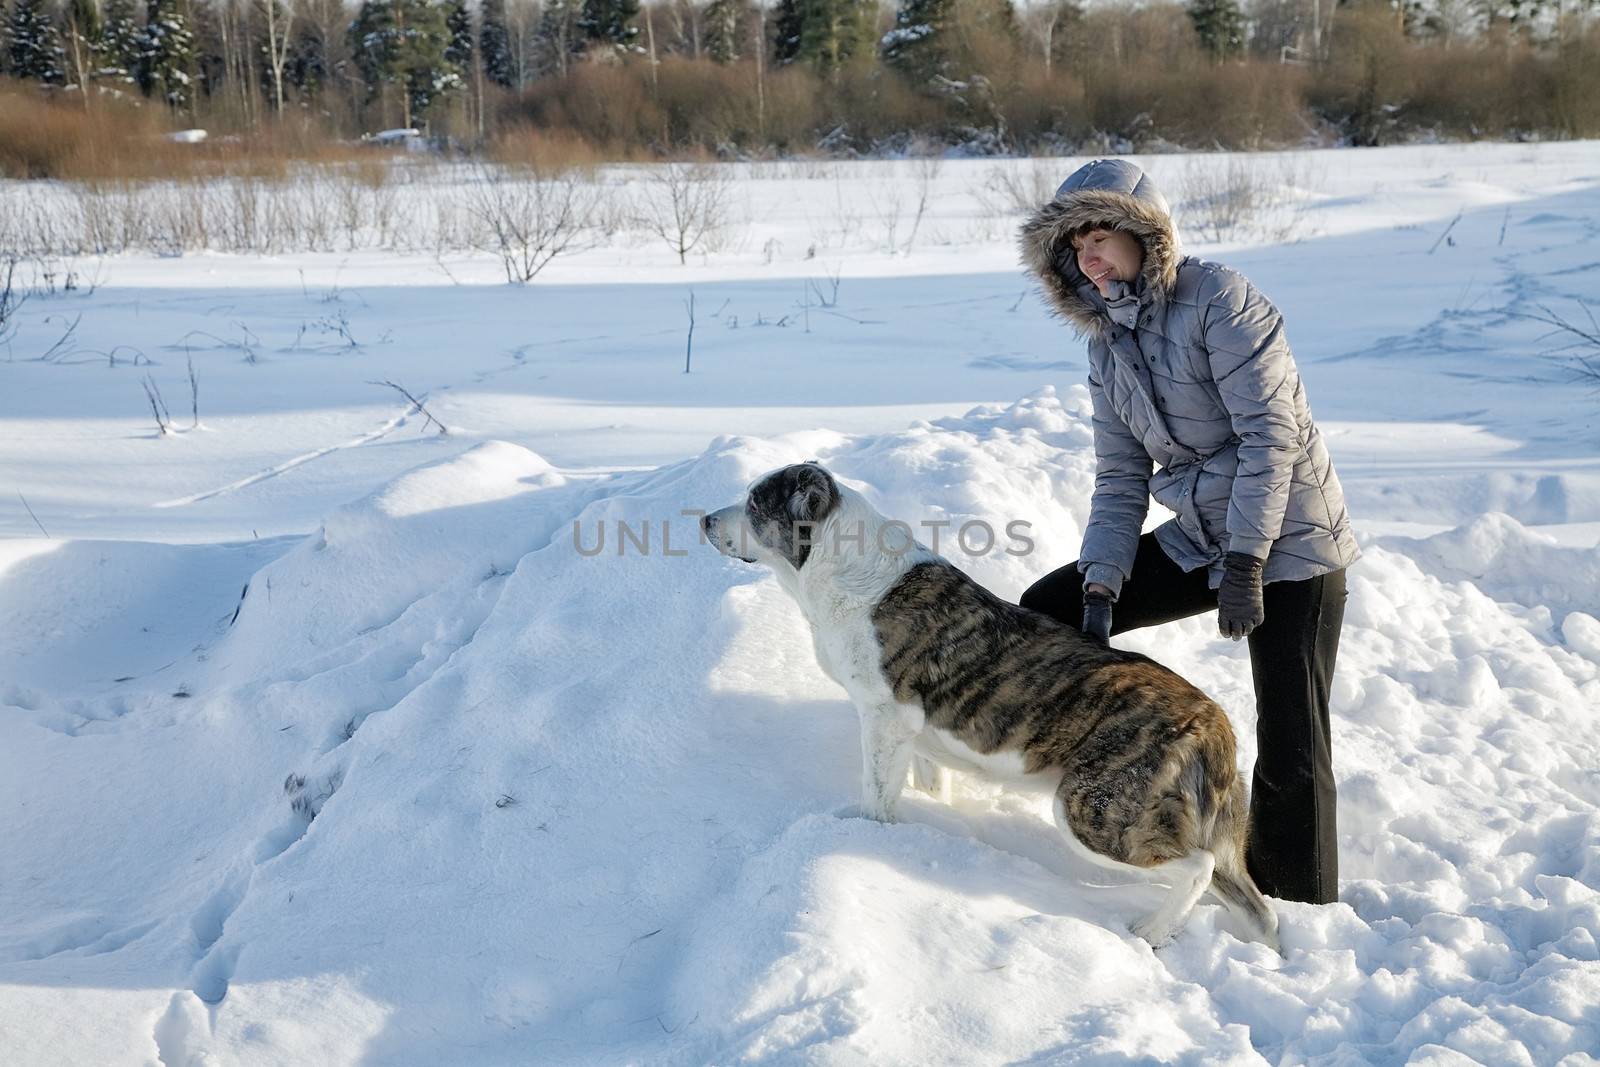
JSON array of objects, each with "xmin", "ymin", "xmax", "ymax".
[{"xmin": 702, "ymin": 461, "xmax": 1280, "ymax": 951}]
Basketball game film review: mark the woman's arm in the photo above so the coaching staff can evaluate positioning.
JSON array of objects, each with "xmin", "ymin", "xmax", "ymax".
[
  {"xmin": 1200, "ymin": 272, "xmax": 1302, "ymax": 563},
  {"xmin": 1077, "ymin": 355, "xmax": 1153, "ymax": 600}
]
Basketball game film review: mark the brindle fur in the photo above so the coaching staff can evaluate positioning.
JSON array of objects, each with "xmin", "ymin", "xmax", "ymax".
[{"xmin": 873, "ymin": 559, "xmax": 1276, "ymax": 946}]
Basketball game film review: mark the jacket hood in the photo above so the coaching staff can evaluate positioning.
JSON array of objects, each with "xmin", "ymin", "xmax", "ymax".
[{"xmin": 1019, "ymin": 159, "xmax": 1181, "ymax": 338}]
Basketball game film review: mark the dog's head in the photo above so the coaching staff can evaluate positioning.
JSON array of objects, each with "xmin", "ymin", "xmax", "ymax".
[{"xmin": 702, "ymin": 462, "xmax": 842, "ymax": 571}]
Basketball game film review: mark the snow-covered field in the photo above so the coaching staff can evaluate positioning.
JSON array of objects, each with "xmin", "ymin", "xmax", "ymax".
[{"xmin": 2, "ymin": 143, "xmax": 1598, "ymax": 1065}]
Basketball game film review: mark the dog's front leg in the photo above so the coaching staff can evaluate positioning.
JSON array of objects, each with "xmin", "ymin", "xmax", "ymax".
[{"xmin": 857, "ymin": 701, "xmax": 921, "ymax": 822}]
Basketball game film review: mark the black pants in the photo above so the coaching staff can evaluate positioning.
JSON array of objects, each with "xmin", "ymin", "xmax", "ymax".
[{"xmin": 1019, "ymin": 533, "xmax": 1347, "ymax": 904}]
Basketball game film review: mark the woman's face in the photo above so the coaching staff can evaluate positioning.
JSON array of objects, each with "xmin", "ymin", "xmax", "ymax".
[{"xmin": 1072, "ymin": 228, "xmax": 1144, "ymax": 296}]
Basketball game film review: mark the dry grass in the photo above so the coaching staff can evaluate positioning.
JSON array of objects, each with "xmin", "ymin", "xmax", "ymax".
[
  {"xmin": 487, "ymin": 125, "xmax": 610, "ymax": 173},
  {"xmin": 0, "ymin": 84, "xmax": 173, "ymax": 180},
  {"xmin": 0, "ymin": 82, "xmax": 375, "ymax": 182}
]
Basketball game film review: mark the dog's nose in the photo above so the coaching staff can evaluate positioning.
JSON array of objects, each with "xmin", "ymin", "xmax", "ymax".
[{"xmin": 701, "ymin": 513, "xmax": 715, "ymax": 538}]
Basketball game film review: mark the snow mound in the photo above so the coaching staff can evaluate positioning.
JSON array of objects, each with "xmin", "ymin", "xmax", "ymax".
[
  {"xmin": 4, "ymin": 394, "xmax": 1599, "ymax": 1066},
  {"xmin": 219, "ymin": 441, "xmax": 566, "ymax": 679},
  {"xmin": 1375, "ymin": 510, "xmax": 1600, "ymax": 646}
]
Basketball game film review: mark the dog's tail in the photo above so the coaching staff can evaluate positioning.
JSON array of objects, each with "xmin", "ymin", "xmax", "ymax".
[{"xmin": 1203, "ymin": 774, "xmax": 1281, "ymax": 953}]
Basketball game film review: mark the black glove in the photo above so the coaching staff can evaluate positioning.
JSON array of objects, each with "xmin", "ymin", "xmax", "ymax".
[
  {"xmin": 1082, "ymin": 590, "xmax": 1113, "ymax": 645},
  {"xmin": 1217, "ymin": 552, "xmax": 1265, "ymax": 640}
]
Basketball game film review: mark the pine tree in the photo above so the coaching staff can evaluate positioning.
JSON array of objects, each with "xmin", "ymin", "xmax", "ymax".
[
  {"xmin": 348, "ymin": 0, "xmax": 462, "ymax": 128},
  {"xmin": 704, "ymin": 0, "xmax": 739, "ymax": 62},
  {"xmin": 880, "ymin": 0, "xmax": 946, "ymax": 80},
  {"xmin": 185, "ymin": 0, "xmax": 226, "ymax": 107},
  {"xmin": 284, "ymin": 18, "xmax": 327, "ymax": 97},
  {"xmin": 771, "ymin": 0, "xmax": 801, "ymax": 63},
  {"xmin": 479, "ymin": 0, "xmax": 513, "ymax": 86},
  {"xmin": 790, "ymin": 0, "xmax": 870, "ymax": 73},
  {"xmin": 1188, "ymin": 0, "xmax": 1244, "ymax": 60},
  {"xmin": 533, "ymin": 0, "xmax": 580, "ymax": 75},
  {"xmin": 444, "ymin": 0, "xmax": 471, "ymax": 70},
  {"xmin": 140, "ymin": 0, "xmax": 196, "ymax": 107},
  {"xmin": 99, "ymin": 0, "xmax": 141, "ymax": 85},
  {"xmin": 576, "ymin": 0, "xmax": 638, "ymax": 52},
  {"xmin": 883, "ymin": 0, "xmax": 1013, "ymax": 81},
  {"xmin": 6, "ymin": 0, "xmax": 68, "ymax": 83}
]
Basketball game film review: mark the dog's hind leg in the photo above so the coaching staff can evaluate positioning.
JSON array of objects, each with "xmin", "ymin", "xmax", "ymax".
[
  {"xmin": 1051, "ymin": 793, "xmax": 1209, "ymax": 947},
  {"xmin": 1205, "ymin": 776, "xmax": 1281, "ymax": 953},
  {"xmin": 1208, "ymin": 864, "xmax": 1280, "ymax": 954},
  {"xmin": 909, "ymin": 755, "xmax": 952, "ymax": 804},
  {"xmin": 1131, "ymin": 850, "xmax": 1214, "ymax": 948}
]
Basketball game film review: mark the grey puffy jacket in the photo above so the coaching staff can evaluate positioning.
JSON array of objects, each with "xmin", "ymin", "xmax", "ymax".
[{"xmin": 1020, "ymin": 159, "xmax": 1360, "ymax": 598}]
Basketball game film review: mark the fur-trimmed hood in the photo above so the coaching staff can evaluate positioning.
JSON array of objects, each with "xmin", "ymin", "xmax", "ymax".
[{"xmin": 1019, "ymin": 159, "xmax": 1181, "ymax": 338}]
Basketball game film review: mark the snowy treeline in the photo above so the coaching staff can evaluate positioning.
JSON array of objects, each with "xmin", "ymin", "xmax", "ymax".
[{"xmin": 1, "ymin": 0, "xmax": 1598, "ymax": 154}]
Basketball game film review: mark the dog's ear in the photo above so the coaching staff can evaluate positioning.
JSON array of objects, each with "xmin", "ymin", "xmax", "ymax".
[
  {"xmin": 785, "ymin": 461, "xmax": 839, "ymax": 524},
  {"xmin": 747, "ymin": 462, "xmax": 841, "ymax": 570}
]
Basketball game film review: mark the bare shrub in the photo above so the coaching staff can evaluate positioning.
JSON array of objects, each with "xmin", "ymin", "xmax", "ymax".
[
  {"xmin": 0, "ymin": 185, "xmax": 79, "ymax": 256},
  {"xmin": 867, "ymin": 181, "xmax": 906, "ymax": 254},
  {"xmin": 992, "ymin": 67, "xmax": 1090, "ymax": 147},
  {"xmin": 974, "ymin": 157, "xmax": 1063, "ymax": 218},
  {"xmin": 0, "ymin": 257, "xmax": 24, "ymax": 349},
  {"xmin": 863, "ymin": 156, "xmax": 939, "ymax": 256},
  {"xmin": 147, "ymin": 181, "xmax": 210, "ymax": 254},
  {"xmin": 638, "ymin": 162, "xmax": 736, "ymax": 265},
  {"xmin": 1176, "ymin": 153, "xmax": 1319, "ymax": 245},
  {"xmin": 1511, "ymin": 301, "xmax": 1600, "ymax": 384},
  {"xmin": 652, "ymin": 58, "xmax": 764, "ymax": 151},
  {"xmin": 1156, "ymin": 60, "xmax": 1310, "ymax": 149},
  {"xmin": 513, "ymin": 64, "xmax": 665, "ymax": 157},
  {"xmin": 805, "ymin": 168, "xmax": 865, "ymax": 254},
  {"xmin": 466, "ymin": 162, "xmax": 601, "ymax": 284},
  {"xmin": 901, "ymin": 156, "xmax": 941, "ymax": 255},
  {"xmin": 75, "ymin": 180, "xmax": 146, "ymax": 254},
  {"xmin": 1304, "ymin": 4, "xmax": 1413, "ymax": 146}
]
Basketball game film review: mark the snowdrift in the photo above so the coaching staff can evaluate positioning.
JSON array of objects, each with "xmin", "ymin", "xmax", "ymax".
[{"xmin": 2, "ymin": 389, "xmax": 1598, "ymax": 1065}]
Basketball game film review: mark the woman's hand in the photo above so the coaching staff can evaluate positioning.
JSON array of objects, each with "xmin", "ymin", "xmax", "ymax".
[
  {"xmin": 1083, "ymin": 583, "xmax": 1114, "ymax": 644},
  {"xmin": 1218, "ymin": 553, "xmax": 1265, "ymax": 639}
]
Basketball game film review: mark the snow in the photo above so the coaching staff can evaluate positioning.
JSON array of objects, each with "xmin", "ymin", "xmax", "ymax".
[
  {"xmin": 2, "ymin": 142, "xmax": 1599, "ymax": 1065},
  {"xmin": 363, "ymin": 128, "xmax": 423, "ymax": 147}
]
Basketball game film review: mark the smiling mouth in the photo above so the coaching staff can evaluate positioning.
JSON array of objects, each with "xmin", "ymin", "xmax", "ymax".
[{"xmin": 1091, "ymin": 268, "xmax": 1114, "ymax": 283}]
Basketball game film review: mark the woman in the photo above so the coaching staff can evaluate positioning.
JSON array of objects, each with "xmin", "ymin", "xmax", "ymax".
[{"xmin": 1017, "ymin": 159, "xmax": 1360, "ymax": 906}]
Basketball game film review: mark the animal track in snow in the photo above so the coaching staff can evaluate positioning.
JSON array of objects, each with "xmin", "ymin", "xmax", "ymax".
[{"xmin": 0, "ymin": 915, "xmax": 159, "ymax": 964}]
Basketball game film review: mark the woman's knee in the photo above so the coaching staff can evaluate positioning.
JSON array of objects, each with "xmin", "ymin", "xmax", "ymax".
[{"xmin": 1019, "ymin": 566, "xmax": 1083, "ymax": 622}]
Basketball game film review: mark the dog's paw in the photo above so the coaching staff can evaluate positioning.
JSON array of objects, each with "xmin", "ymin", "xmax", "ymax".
[
  {"xmin": 832, "ymin": 802, "xmax": 896, "ymax": 823},
  {"xmin": 1131, "ymin": 916, "xmax": 1177, "ymax": 949}
]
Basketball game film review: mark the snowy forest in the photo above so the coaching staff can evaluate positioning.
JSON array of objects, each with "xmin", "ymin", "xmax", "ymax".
[{"xmin": 1, "ymin": 0, "xmax": 1598, "ymax": 161}]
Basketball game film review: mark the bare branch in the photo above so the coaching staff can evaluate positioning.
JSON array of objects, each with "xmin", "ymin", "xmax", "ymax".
[
  {"xmin": 368, "ymin": 379, "xmax": 448, "ymax": 435},
  {"xmin": 16, "ymin": 492, "xmax": 49, "ymax": 537},
  {"xmin": 188, "ymin": 356, "xmax": 201, "ymax": 429},
  {"xmin": 684, "ymin": 289, "xmax": 696, "ymax": 374},
  {"xmin": 142, "ymin": 375, "xmax": 171, "ymax": 436},
  {"xmin": 37, "ymin": 313, "xmax": 83, "ymax": 362}
]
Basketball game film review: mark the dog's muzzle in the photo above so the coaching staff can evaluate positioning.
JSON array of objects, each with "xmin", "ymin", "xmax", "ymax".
[{"xmin": 703, "ymin": 507, "xmax": 758, "ymax": 563}]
